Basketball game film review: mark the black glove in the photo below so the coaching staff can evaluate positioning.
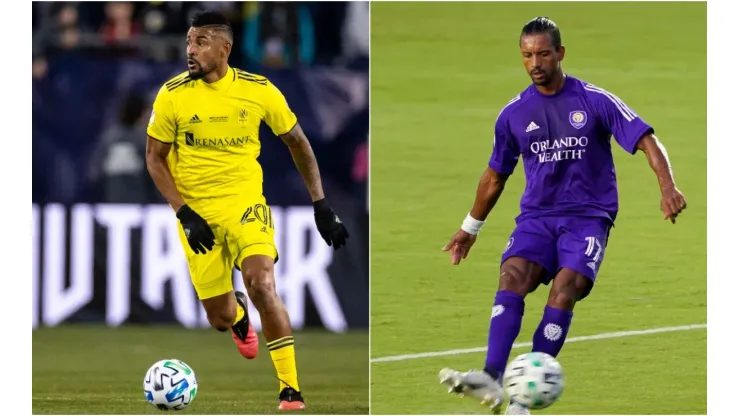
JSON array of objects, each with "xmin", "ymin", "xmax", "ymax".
[
  {"xmin": 313, "ymin": 198, "xmax": 349, "ymax": 250},
  {"xmin": 176, "ymin": 205, "xmax": 215, "ymax": 254}
]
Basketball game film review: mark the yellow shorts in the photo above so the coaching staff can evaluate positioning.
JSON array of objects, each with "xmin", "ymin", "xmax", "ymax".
[{"xmin": 178, "ymin": 196, "xmax": 278, "ymax": 300}]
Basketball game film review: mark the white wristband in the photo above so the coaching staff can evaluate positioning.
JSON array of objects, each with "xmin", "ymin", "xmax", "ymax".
[{"xmin": 461, "ymin": 213, "xmax": 485, "ymax": 235}]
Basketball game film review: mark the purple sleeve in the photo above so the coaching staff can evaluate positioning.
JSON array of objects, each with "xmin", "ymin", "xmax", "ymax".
[
  {"xmin": 488, "ymin": 113, "xmax": 520, "ymax": 174},
  {"xmin": 587, "ymin": 86, "xmax": 654, "ymax": 154}
]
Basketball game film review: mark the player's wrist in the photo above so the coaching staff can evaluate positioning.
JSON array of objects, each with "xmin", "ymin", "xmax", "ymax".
[
  {"xmin": 176, "ymin": 204, "xmax": 194, "ymax": 219},
  {"xmin": 659, "ymin": 181, "xmax": 676, "ymax": 193},
  {"xmin": 312, "ymin": 198, "xmax": 331, "ymax": 214},
  {"xmin": 461, "ymin": 212, "xmax": 485, "ymax": 235}
]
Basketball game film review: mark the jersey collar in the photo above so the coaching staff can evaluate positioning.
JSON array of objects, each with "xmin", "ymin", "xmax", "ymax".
[
  {"xmin": 200, "ymin": 66, "xmax": 236, "ymax": 91},
  {"xmin": 531, "ymin": 73, "xmax": 571, "ymax": 99}
]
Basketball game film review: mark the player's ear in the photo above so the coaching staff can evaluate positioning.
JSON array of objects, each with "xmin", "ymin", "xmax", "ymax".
[{"xmin": 558, "ymin": 46, "xmax": 566, "ymax": 61}]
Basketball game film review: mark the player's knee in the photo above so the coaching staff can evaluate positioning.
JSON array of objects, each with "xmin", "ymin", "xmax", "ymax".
[
  {"xmin": 207, "ymin": 310, "xmax": 235, "ymax": 332},
  {"xmin": 204, "ymin": 301, "xmax": 236, "ymax": 332},
  {"xmin": 498, "ymin": 264, "xmax": 531, "ymax": 296},
  {"xmin": 244, "ymin": 265, "xmax": 276, "ymax": 308},
  {"xmin": 548, "ymin": 289, "xmax": 577, "ymax": 310},
  {"xmin": 548, "ymin": 275, "xmax": 590, "ymax": 309},
  {"xmin": 573, "ymin": 275, "xmax": 594, "ymax": 302}
]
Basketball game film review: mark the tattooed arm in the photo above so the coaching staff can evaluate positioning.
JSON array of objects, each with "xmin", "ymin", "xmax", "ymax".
[
  {"xmin": 279, "ymin": 123, "xmax": 326, "ymax": 202},
  {"xmin": 279, "ymin": 123, "xmax": 348, "ymax": 249}
]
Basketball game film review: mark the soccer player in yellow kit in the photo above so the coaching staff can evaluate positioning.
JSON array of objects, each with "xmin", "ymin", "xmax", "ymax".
[{"xmin": 145, "ymin": 11, "xmax": 349, "ymax": 410}]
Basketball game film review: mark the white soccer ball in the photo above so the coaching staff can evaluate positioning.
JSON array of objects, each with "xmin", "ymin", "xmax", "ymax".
[
  {"xmin": 143, "ymin": 359, "xmax": 198, "ymax": 411},
  {"xmin": 503, "ymin": 352, "xmax": 564, "ymax": 409}
]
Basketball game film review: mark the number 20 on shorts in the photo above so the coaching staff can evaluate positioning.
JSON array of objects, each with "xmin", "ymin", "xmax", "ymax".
[{"xmin": 240, "ymin": 203, "xmax": 274, "ymax": 229}]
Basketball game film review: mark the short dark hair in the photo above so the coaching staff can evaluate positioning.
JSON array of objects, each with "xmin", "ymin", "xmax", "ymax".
[
  {"xmin": 191, "ymin": 10, "xmax": 231, "ymax": 28},
  {"xmin": 520, "ymin": 16, "xmax": 562, "ymax": 49},
  {"xmin": 190, "ymin": 10, "xmax": 233, "ymax": 42}
]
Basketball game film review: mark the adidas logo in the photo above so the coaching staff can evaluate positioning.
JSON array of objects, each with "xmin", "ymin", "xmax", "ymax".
[
  {"xmin": 260, "ymin": 226, "xmax": 267, "ymax": 233},
  {"xmin": 587, "ymin": 261, "xmax": 596, "ymax": 272},
  {"xmin": 190, "ymin": 114, "xmax": 202, "ymax": 124},
  {"xmin": 525, "ymin": 121, "xmax": 539, "ymax": 132}
]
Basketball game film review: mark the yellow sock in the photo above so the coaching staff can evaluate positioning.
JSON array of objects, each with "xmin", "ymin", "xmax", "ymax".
[
  {"xmin": 267, "ymin": 336, "xmax": 300, "ymax": 392},
  {"xmin": 233, "ymin": 302, "xmax": 245, "ymax": 325}
]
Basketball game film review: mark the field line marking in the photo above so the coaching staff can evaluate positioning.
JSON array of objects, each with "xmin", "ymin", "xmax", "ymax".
[{"xmin": 371, "ymin": 323, "xmax": 707, "ymax": 363}]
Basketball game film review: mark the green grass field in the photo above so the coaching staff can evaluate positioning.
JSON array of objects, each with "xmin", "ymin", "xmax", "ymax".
[
  {"xmin": 370, "ymin": 2, "xmax": 706, "ymax": 415},
  {"xmin": 32, "ymin": 327, "xmax": 368, "ymax": 414}
]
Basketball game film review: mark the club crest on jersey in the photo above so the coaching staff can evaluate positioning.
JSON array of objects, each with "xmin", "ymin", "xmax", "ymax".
[
  {"xmin": 569, "ymin": 111, "xmax": 587, "ymax": 129},
  {"xmin": 238, "ymin": 108, "xmax": 248, "ymax": 124}
]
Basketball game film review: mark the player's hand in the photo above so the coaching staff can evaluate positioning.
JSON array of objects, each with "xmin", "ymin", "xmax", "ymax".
[
  {"xmin": 176, "ymin": 205, "xmax": 215, "ymax": 254},
  {"xmin": 313, "ymin": 199, "xmax": 349, "ymax": 250},
  {"xmin": 442, "ymin": 230, "xmax": 478, "ymax": 265},
  {"xmin": 660, "ymin": 185, "xmax": 687, "ymax": 224}
]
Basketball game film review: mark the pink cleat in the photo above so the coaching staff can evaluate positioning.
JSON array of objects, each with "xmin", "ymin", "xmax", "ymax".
[{"xmin": 231, "ymin": 291, "xmax": 259, "ymax": 359}]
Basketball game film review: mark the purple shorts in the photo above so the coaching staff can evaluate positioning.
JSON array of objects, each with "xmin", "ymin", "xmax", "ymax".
[{"xmin": 501, "ymin": 216, "xmax": 612, "ymax": 285}]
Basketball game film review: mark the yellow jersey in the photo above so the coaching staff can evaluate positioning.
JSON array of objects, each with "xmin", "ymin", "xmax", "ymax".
[{"xmin": 147, "ymin": 67, "xmax": 297, "ymax": 217}]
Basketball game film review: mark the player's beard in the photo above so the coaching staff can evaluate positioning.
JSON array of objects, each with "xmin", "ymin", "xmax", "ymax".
[
  {"xmin": 530, "ymin": 69, "xmax": 552, "ymax": 86},
  {"xmin": 187, "ymin": 60, "xmax": 211, "ymax": 80}
]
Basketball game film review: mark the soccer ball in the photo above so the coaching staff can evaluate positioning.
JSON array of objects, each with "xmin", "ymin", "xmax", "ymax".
[
  {"xmin": 143, "ymin": 359, "xmax": 198, "ymax": 411},
  {"xmin": 503, "ymin": 352, "xmax": 564, "ymax": 409}
]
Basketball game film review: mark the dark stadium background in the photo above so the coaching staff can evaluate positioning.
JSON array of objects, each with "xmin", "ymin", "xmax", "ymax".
[{"xmin": 32, "ymin": 2, "xmax": 369, "ymax": 414}]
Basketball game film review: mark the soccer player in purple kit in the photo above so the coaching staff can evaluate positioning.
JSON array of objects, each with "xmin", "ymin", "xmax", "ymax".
[{"xmin": 438, "ymin": 17, "xmax": 687, "ymax": 415}]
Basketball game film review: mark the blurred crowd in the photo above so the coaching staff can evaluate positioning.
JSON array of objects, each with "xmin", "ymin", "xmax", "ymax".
[
  {"xmin": 32, "ymin": 1, "xmax": 369, "ymax": 73},
  {"xmin": 32, "ymin": 2, "xmax": 369, "ymax": 211}
]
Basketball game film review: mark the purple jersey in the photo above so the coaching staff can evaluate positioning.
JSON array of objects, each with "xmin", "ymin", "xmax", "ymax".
[{"xmin": 488, "ymin": 75, "xmax": 654, "ymax": 223}]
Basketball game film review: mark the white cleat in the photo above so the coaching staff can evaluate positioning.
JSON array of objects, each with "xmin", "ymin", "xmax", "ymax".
[
  {"xmin": 438, "ymin": 368, "xmax": 505, "ymax": 414},
  {"xmin": 504, "ymin": 400, "xmax": 530, "ymax": 415}
]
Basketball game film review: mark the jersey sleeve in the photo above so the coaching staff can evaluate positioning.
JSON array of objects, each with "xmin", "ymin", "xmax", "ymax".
[
  {"xmin": 146, "ymin": 86, "xmax": 177, "ymax": 143},
  {"xmin": 263, "ymin": 81, "xmax": 298, "ymax": 136},
  {"xmin": 587, "ymin": 86, "xmax": 654, "ymax": 154},
  {"xmin": 488, "ymin": 112, "xmax": 520, "ymax": 175}
]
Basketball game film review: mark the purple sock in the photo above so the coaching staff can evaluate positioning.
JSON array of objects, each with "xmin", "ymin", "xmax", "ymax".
[
  {"xmin": 532, "ymin": 305, "xmax": 573, "ymax": 358},
  {"xmin": 484, "ymin": 290, "xmax": 525, "ymax": 381}
]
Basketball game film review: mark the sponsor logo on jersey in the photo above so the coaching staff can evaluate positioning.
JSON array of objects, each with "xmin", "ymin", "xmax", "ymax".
[
  {"xmin": 184, "ymin": 132, "xmax": 250, "ymax": 147},
  {"xmin": 530, "ymin": 136, "xmax": 589, "ymax": 163}
]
